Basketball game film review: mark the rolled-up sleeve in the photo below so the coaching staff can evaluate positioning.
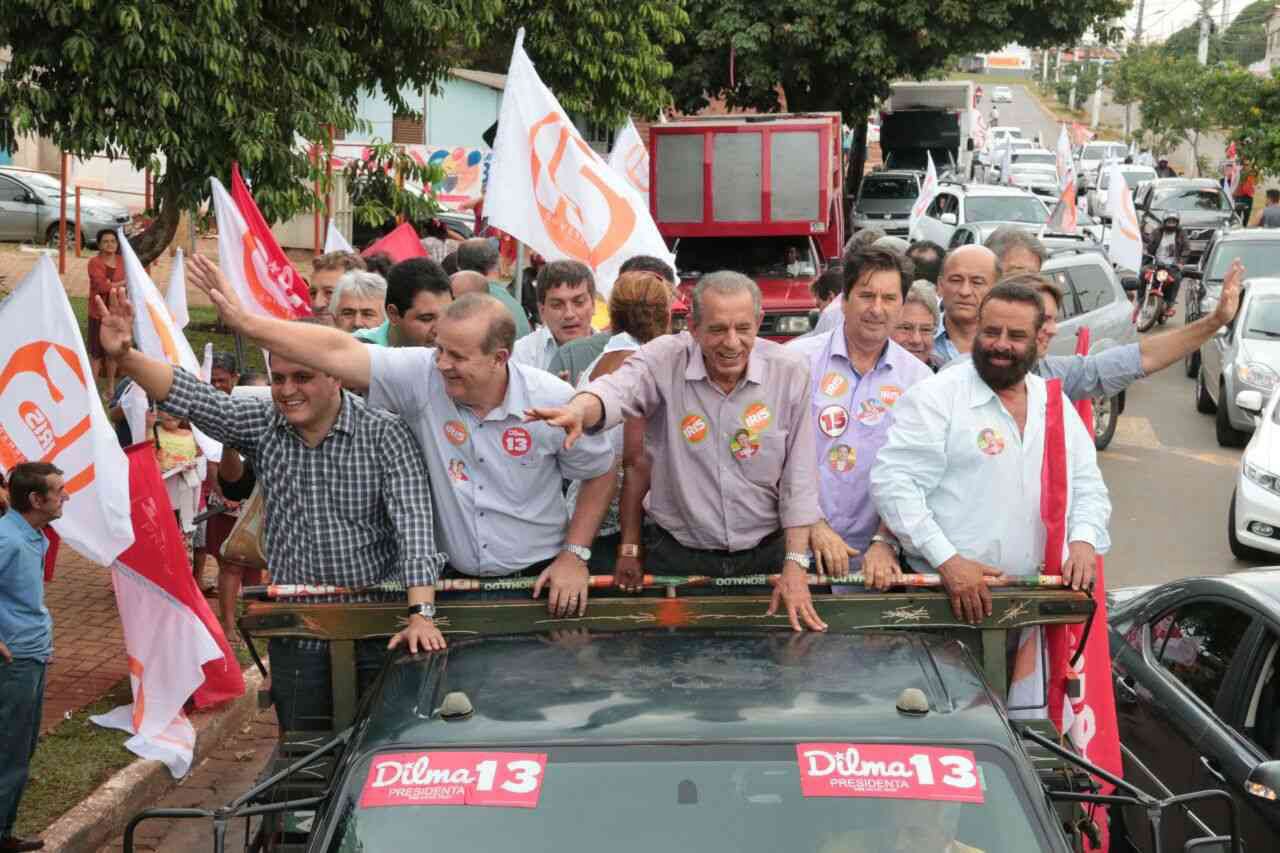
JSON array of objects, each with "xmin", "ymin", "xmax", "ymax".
[
  {"xmin": 158, "ymin": 368, "xmax": 272, "ymax": 457},
  {"xmin": 870, "ymin": 384, "xmax": 958, "ymax": 568},
  {"xmin": 379, "ymin": 417, "xmax": 448, "ymax": 587},
  {"xmin": 1065, "ymin": 398, "xmax": 1113, "ymax": 554},
  {"xmin": 779, "ymin": 364, "xmax": 821, "ymax": 528},
  {"xmin": 581, "ymin": 340, "xmax": 668, "ymax": 430},
  {"xmin": 1042, "ymin": 344, "xmax": 1144, "ymax": 401}
]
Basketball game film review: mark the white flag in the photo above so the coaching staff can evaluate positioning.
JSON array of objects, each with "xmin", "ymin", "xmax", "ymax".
[
  {"xmin": 118, "ymin": 230, "xmax": 222, "ymax": 461},
  {"xmin": 165, "ymin": 248, "xmax": 189, "ymax": 330},
  {"xmin": 1056, "ymin": 125, "xmax": 1075, "ymax": 193},
  {"xmin": 607, "ymin": 118, "xmax": 650, "ymax": 197},
  {"xmin": 486, "ymin": 30, "xmax": 674, "ymax": 297},
  {"xmin": 1000, "ymin": 141, "xmax": 1014, "ymax": 186},
  {"xmin": 323, "ymin": 220, "xmax": 354, "ymax": 254},
  {"xmin": 0, "ymin": 256, "xmax": 134, "ymax": 565},
  {"xmin": 209, "ymin": 177, "xmax": 310, "ymax": 319},
  {"xmin": 1106, "ymin": 165, "xmax": 1143, "ymax": 272},
  {"xmin": 907, "ymin": 151, "xmax": 938, "ymax": 240}
]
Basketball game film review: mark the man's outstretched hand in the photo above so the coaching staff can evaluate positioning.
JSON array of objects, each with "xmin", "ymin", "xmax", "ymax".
[
  {"xmin": 187, "ymin": 254, "xmax": 252, "ymax": 332},
  {"xmin": 94, "ymin": 285, "xmax": 136, "ymax": 359},
  {"xmin": 1211, "ymin": 258, "xmax": 1245, "ymax": 326},
  {"xmin": 525, "ymin": 405, "xmax": 586, "ymax": 450}
]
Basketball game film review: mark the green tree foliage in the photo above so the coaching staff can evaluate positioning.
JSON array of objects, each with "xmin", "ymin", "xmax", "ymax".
[
  {"xmin": 0, "ymin": 0, "xmax": 685, "ymax": 265},
  {"xmin": 1159, "ymin": 0, "xmax": 1272, "ymax": 66}
]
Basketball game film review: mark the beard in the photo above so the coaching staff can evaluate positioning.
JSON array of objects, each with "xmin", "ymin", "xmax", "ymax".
[{"xmin": 973, "ymin": 337, "xmax": 1037, "ymax": 391}]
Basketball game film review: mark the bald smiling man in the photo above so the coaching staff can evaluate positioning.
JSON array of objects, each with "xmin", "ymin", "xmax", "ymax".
[{"xmin": 933, "ymin": 245, "xmax": 999, "ymax": 366}]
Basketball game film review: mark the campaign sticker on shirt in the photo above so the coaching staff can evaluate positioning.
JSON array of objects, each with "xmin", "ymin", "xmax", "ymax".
[
  {"xmin": 443, "ymin": 420, "xmax": 468, "ymax": 446},
  {"xmin": 448, "ymin": 459, "xmax": 469, "ymax": 483},
  {"xmin": 681, "ymin": 413, "xmax": 710, "ymax": 444},
  {"xmin": 977, "ymin": 428, "xmax": 1005, "ymax": 456},
  {"xmin": 878, "ymin": 385, "xmax": 904, "ymax": 408},
  {"xmin": 826, "ymin": 443, "xmax": 856, "ymax": 474},
  {"xmin": 502, "ymin": 427, "xmax": 532, "ymax": 457},
  {"xmin": 819, "ymin": 371, "xmax": 850, "ymax": 399},
  {"xmin": 359, "ymin": 750, "xmax": 547, "ymax": 809},
  {"xmin": 742, "ymin": 402, "xmax": 772, "ymax": 433},
  {"xmin": 818, "ymin": 405, "xmax": 849, "ymax": 438},
  {"xmin": 795, "ymin": 743, "xmax": 984, "ymax": 804},
  {"xmin": 729, "ymin": 428, "xmax": 760, "ymax": 460},
  {"xmin": 855, "ymin": 399, "xmax": 888, "ymax": 426}
]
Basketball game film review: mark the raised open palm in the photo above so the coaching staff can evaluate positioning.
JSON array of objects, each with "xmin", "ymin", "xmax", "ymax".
[{"xmin": 94, "ymin": 285, "xmax": 136, "ymax": 359}]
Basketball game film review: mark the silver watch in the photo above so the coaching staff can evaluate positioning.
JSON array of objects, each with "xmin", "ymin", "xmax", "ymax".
[
  {"xmin": 869, "ymin": 534, "xmax": 901, "ymax": 556},
  {"xmin": 563, "ymin": 544, "xmax": 592, "ymax": 563},
  {"xmin": 407, "ymin": 602, "xmax": 437, "ymax": 620},
  {"xmin": 784, "ymin": 551, "xmax": 812, "ymax": 570}
]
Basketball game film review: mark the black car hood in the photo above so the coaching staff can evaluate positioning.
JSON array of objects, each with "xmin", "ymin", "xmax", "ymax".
[{"xmin": 1151, "ymin": 208, "xmax": 1231, "ymax": 227}]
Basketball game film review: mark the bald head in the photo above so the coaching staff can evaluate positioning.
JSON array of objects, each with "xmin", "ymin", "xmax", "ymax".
[
  {"xmin": 442, "ymin": 292, "xmax": 517, "ymax": 354},
  {"xmin": 938, "ymin": 245, "xmax": 999, "ymax": 327},
  {"xmin": 450, "ymin": 270, "xmax": 490, "ymax": 297}
]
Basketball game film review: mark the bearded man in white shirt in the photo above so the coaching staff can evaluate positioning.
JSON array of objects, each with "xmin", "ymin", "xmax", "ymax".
[{"xmin": 870, "ymin": 278, "xmax": 1111, "ymax": 624}]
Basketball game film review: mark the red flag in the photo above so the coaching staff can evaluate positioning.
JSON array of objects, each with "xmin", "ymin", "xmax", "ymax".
[
  {"xmin": 229, "ymin": 164, "xmax": 313, "ymax": 317},
  {"xmin": 42, "ymin": 526, "xmax": 60, "ymax": 583},
  {"xmin": 362, "ymin": 221, "xmax": 427, "ymax": 263},
  {"xmin": 1041, "ymin": 331, "xmax": 1123, "ymax": 851}
]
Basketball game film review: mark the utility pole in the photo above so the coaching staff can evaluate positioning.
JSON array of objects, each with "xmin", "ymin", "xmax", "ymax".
[
  {"xmin": 1069, "ymin": 75, "xmax": 1078, "ymax": 112},
  {"xmin": 1127, "ymin": 0, "xmax": 1146, "ymax": 139},
  {"xmin": 1221, "ymin": 0, "xmax": 1230, "ymax": 32},
  {"xmin": 1091, "ymin": 58, "xmax": 1104, "ymax": 128},
  {"xmin": 1043, "ymin": 50, "xmax": 1050, "ymax": 84},
  {"xmin": 1197, "ymin": 0, "xmax": 1213, "ymax": 65},
  {"xmin": 1055, "ymin": 48, "xmax": 1063, "ymax": 84}
]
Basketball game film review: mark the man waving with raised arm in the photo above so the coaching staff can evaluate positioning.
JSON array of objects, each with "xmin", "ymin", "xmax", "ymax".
[{"xmin": 186, "ymin": 254, "xmax": 616, "ymax": 619}]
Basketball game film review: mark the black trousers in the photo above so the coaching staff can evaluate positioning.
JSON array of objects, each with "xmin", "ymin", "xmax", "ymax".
[{"xmin": 645, "ymin": 526, "xmax": 785, "ymax": 578}]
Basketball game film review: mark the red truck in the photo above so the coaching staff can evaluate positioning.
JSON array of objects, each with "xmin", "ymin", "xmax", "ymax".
[{"xmin": 650, "ymin": 112, "xmax": 845, "ymax": 339}]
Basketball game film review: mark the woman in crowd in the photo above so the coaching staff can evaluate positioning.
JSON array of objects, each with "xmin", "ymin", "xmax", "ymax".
[{"xmin": 87, "ymin": 229, "xmax": 125, "ymax": 395}]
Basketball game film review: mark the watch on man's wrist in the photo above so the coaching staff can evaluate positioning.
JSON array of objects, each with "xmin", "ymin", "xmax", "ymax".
[
  {"xmin": 869, "ymin": 534, "xmax": 901, "ymax": 557},
  {"xmin": 784, "ymin": 551, "xmax": 812, "ymax": 570},
  {"xmin": 407, "ymin": 602, "xmax": 436, "ymax": 621},
  {"xmin": 617, "ymin": 543, "xmax": 643, "ymax": 558},
  {"xmin": 562, "ymin": 544, "xmax": 592, "ymax": 564}
]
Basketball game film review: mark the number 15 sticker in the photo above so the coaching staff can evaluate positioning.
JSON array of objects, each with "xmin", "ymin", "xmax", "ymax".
[
  {"xmin": 795, "ymin": 743, "xmax": 984, "ymax": 803},
  {"xmin": 360, "ymin": 751, "xmax": 548, "ymax": 809}
]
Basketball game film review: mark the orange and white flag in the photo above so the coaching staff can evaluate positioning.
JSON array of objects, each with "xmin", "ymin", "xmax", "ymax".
[
  {"xmin": 486, "ymin": 30, "xmax": 674, "ymax": 297},
  {"xmin": 607, "ymin": 118, "xmax": 650, "ymax": 197},
  {"xmin": 1105, "ymin": 165, "xmax": 1143, "ymax": 272},
  {"xmin": 118, "ymin": 231, "xmax": 221, "ymax": 460},
  {"xmin": 0, "ymin": 256, "xmax": 133, "ymax": 565},
  {"xmin": 165, "ymin": 248, "xmax": 190, "ymax": 331},
  {"xmin": 209, "ymin": 176, "xmax": 311, "ymax": 319}
]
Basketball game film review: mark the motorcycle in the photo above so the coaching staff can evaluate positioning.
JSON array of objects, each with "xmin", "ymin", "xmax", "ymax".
[{"xmin": 1134, "ymin": 258, "xmax": 1182, "ymax": 332}]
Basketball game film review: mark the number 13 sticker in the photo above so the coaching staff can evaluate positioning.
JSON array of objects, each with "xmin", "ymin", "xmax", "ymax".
[
  {"xmin": 795, "ymin": 743, "xmax": 984, "ymax": 803},
  {"xmin": 360, "ymin": 751, "xmax": 548, "ymax": 809}
]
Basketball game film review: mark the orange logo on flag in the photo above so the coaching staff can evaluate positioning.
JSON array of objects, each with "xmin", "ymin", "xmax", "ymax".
[
  {"xmin": 529, "ymin": 112, "xmax": 636, "ymax": 270},
  {"xmin": 625, "ymin": 144, "xmax": 649, "ymax": 193},
  {"xmin": 0, "ymin": 341, "xmax": 96, "ymax": 494},
  {"xmin": 242, "ymin": 232, "xmax": 294, "ymax": 320},
  {"xmin": 145, "ymin": 301, "xmax": 182, "ymax": 365},
  {"xmin": 1118, "ymin": 189, "xmax": 1141, "ymax": 242}
]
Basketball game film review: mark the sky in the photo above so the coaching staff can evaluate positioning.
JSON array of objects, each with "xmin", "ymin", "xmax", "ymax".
[{"xmin": 1122, "ymin": 0, "xmax": 1246, "ymax": 43}]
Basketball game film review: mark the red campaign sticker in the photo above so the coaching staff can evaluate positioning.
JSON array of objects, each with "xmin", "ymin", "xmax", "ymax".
[
  {"xmin": 359, "ymin": 751, "xmax": 547, "ymax": 809},
  {"xmin": 502, "ymin": 426, "xmax": 532, "ymax": 457},
  {"xmin": 795, "ymin": 743, "xmax": 984, "ymax": 804}
]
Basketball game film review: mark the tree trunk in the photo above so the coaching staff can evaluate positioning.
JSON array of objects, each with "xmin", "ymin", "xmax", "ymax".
[
  {"xmin": 130, "ymin": 177, "xmax": 183, "ymax": 267},
  {"xmin": 845, "ymin": 120, "xmax": 869, "ymax": 208}
]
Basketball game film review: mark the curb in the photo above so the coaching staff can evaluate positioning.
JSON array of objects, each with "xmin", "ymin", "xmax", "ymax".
[{"xmin": 39, "ymin": 665, "xmax": 267, "ymax": 853}]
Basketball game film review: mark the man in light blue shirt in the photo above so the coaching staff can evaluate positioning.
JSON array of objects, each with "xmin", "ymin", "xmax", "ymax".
[
  {"xmin": 932, "ymin": 245, "xmax": 999, "ymax": 366},
  {"xmin": 0, "ymin": 462, "xmax": 68, "ymax": 853}
]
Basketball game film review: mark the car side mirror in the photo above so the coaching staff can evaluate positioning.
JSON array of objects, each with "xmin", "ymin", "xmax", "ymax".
[
  {"xmin": 1183, "ymin": 838, "xmax": 1234, "ymax": 853},
  {"xmin": 1236, "ymin": 389, "xmax": 1264, "ymax": 416},
  {"xmin": 1246, "ymin": 759, "xmax": 1280, "ymax": 801},
  {"xmin": 940, "ymin": 212, "xmax": 958, "ymax": 226},
  {"xmin": 22, "ymin": 192, "xmax": 37, "ymax": 205},
  {"xmin": 1183, "ymin": 268, "xmax": 1202, "ymax": 281}
]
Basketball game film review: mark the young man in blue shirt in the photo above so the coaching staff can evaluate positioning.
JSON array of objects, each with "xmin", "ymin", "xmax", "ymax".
[{"xmin": 0, "ymin": 462, "xmax": 68, "ymax": 853}]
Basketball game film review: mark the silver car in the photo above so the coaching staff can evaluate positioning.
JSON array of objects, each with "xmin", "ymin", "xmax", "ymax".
[
  {"xmin": 1196, "ymin": 278, "xmax": 1280, "ymax": 447},
  {"xmin": 1085, "ymin": 165, "xmax": 1157, "ymax": 221},
  {"xmin": 849, "ymin": 170, "xmax": 920, "ymax": 237},
  {"xmin": 0, "ymin": 167, "xmax": 131, "ymax": 247}
]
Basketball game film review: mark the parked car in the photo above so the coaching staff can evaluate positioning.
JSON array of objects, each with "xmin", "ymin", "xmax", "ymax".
[
  {"xmin": 0, "ymin": 167, "xmax": 131, "ymax": 247},
  {"xmin": 1136, "ymin": 178, "xmax": 1238, "ymax": 265},
  {"xmin": 1106, "ymin": 571, "xmax": 1280, "ymax": 852},
  {"xmin": 913, "ymin": 182, "xmax": 1049, "ymax": 247},
  {"xmin": 1086, "ymin": 165, "xmax": 1157, "ymax": 221},
  {"xmin": 1074, "ymin": 142, "xmax": 1130, "ymax": 188},
  {"xmin": 1229, "ymin": 385, "xmax": 1280, "ymax": 559},
  {"xmin": 991, "ymin": 85, "xmax": 1014, "ymax": 102},
  {"xmin": 1184, "ymin": 228, "xmax": 1280, "ymax": 376},
  {"xmin": 849, "ymin": 169, "xmax": 920, "ymax": 237},
  {"xmin": 1195, "ymin": 277, "xmax": 1280, "ymax": 447}
]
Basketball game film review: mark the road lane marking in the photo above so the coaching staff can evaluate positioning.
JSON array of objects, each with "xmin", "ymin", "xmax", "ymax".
[{"xmin": 1113, "ymin": 416, "xmax": 1162, "ymax": 450}]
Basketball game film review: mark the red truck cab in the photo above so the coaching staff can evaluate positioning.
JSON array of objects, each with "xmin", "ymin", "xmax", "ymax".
[{"xmin": 651, "ymin": 113, "xmax": 845, "ymax": 340}]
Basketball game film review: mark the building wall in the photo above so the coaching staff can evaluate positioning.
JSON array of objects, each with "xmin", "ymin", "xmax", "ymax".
[
  {"xmin": 427, "ymin": 78, "xmax": 502, "ymax": 149},
  {"xmin": 344, "ymin": 84, "xmax": 428, "ymax": 144}
]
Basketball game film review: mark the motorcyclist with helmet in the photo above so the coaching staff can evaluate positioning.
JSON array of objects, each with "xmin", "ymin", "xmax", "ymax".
[{"xmin": 1141, "ymin": 214, "xmax": 1187, "ymax": 320}]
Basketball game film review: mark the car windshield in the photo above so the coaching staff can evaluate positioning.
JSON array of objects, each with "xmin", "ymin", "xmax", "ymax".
[
  {"xmin": 1207, "ymin": 241, "xmax": 1280, "ymax": 281},
  {"xmin": 325, "ymin": 744, "xmax": 1050, "ymax": 853},
  {"xmin": 1244, "ymin": 295, "xmax": 1280, "ymax": 341},
  {"xmin": 1152, "ymin": 187, "xmax": 1231, "ymax": 212},
  {"xmin": 860, "ymin": 176, "xmax": 917, "ymax": 200},
  {"xmin": 966, "ymin": 196, "xmax": 1048, "ymax": 224},
  {"xmin": 676, "ymin": 237, "xmax": 815, "ymax": 279},
  {"xmin": 1012, "ymin": 153, "xmax": 1055, "ymax": 165},
  {"xmin": 1100, "ymin": 171, "xmax": 1155, "ymax": 191},
  {"xmin": 17, "ymin": 172, "xmax": 64, "ymax": 197}
]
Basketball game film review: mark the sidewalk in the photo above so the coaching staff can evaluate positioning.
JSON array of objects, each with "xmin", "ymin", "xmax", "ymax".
[{"xmin": 42, "ymin": 549, "xmax": 130, "ymax": 733}]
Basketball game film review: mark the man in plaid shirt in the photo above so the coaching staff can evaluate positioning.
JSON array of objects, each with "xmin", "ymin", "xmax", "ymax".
[{"xmin": 96, "ymin": 289, "xmax": 446, "ymax": 732}]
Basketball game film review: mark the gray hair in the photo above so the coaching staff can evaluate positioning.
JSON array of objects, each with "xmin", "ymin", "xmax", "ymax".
[
  {"xmin": 690, "ymin": 271, "xmax": 761, "ymax": 327},
  {"xmin": 984, "ymin": 226, "xmax": 1048, "ymax": 272},
  {"xmin": 330, "ymin": 270, "xmax": 387, "ymax": 309},
  {"xmin": 903, "ymin": 280, "xmax": 941, "ymax": 327},
  {"xmin": 456, "ymin": 238, "xmax": 500, "ymax": 275},
  {"xmin": 444, "ymin": 292, "xmax": 516, "ymax": 354}
]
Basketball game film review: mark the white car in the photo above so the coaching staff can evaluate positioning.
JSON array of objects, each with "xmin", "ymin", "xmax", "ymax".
[
  {"xmin": 992, "ymin": 86, "xmax": 1014, "ymax": 103},
  {"xmin": 1230, "ymin": 385, "xmax": 1280, "ymax": 560},
  {"xmin": 1075, "ymin": 142, "xmax": 1130, "ymax": 189},
  {"xmin": 912, "ymin": 183, "xmax": 1051, "ymax": 247},
  {"xmin": 1085, "ymin": 165, "xmax": 1157, "ymax": 220}
]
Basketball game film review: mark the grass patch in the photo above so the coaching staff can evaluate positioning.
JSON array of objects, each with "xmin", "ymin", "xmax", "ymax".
[
  {"xmin": 65, "ymin": 296, "xmax": 268, "ymax": 376},
  {"xmin": 14, "ymin": 678, "xmax": 137, "ymax": 836}
]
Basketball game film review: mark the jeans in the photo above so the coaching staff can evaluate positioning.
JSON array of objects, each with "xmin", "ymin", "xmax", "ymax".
[
  {"xmin": 645, "ymin": 526, "xmax": 785, "ymax": 578},
  {"xmin": 267, "ymin": 638, "xmax": 386, "ymax": 732},
  {"xmin": 0, "ymin": 657, "xmax": 47, "ymax": 834}
]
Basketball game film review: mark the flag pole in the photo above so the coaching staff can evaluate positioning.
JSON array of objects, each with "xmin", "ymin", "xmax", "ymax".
[{"xmin": 234, "ymin": 332, "xmax": 247, "ymax": 374}]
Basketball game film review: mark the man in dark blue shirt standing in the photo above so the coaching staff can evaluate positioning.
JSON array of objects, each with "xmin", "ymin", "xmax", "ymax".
[{"xmin": 0, "ymin": 462, "xmax": 68, "ymax": 853}]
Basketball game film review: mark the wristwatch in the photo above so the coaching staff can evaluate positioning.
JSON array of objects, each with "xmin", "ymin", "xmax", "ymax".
[
  {"xmin": 869, "ymin": 534, "xmax": 902, "ymax": 557},
  {"xmin": 617, "ymin": 543, "xmax": 643, "ymax": 558},
  {"xmin": 784, "ymin": 551, "xmax": 812, "ymax": 570},
  {"xmin": 563, "ymin": 544, "xmax": 592, "ymax": 563},
  {"xmin": 407, "ymin": 602, "xmax": 437, "ymax": 620}
]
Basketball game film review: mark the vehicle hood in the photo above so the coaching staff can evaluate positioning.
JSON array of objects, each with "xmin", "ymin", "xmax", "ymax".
[
  {"xmin": 1244, "ymin": 416, "xmax": 1280, "ymax": 475},
  {"xmin": 1106, "ymin": 584, "xmax": 1159, "ymax": 611},
  {"xmin": 854, "ymin": 197, "xmax": 913, "ymax": 216},
  {"xmin": 1151, "ymin": 208, "xmax": 1231, "ymax": 227}
]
